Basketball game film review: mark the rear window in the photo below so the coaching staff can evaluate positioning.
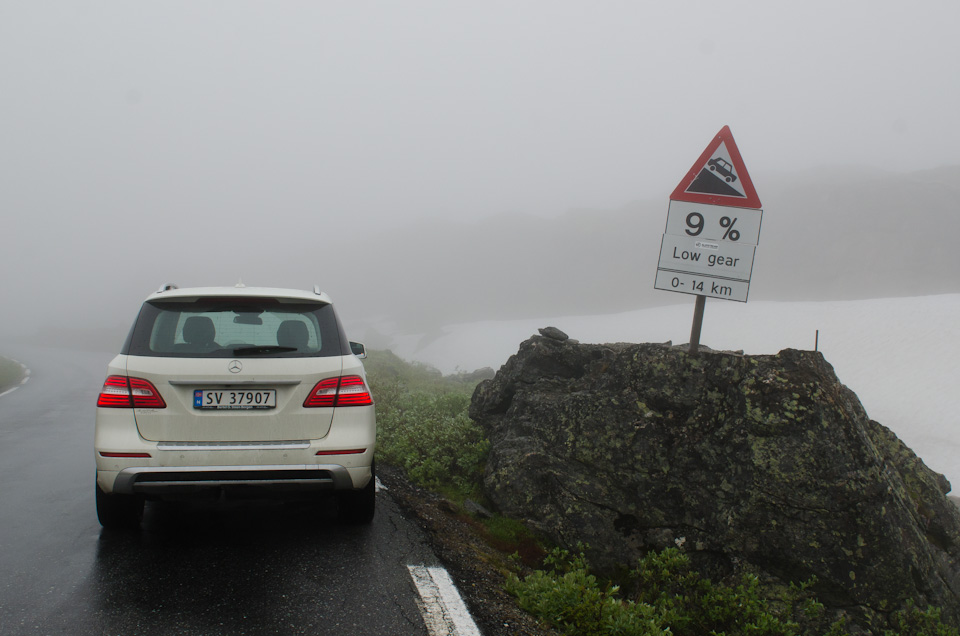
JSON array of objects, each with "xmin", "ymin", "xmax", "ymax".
[{"xmin": 122, "ymin": 298, "xmax": 345, "ymax": 358}]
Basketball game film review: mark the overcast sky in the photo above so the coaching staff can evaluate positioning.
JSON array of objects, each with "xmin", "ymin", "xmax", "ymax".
[{"xmin": 2, "ymin": 1, "xmax": 959, "ymax": 337}]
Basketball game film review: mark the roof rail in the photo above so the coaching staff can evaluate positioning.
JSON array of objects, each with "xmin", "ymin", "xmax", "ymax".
[{"xmin": 157, "ymin": 283, "xmax": 179, "ymax": 293}]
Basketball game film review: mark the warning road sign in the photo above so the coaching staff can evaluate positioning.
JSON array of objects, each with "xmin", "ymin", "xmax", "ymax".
[
  {"xmin": 655, "ymin": 125, "xmax": 765, "ymax": 351},
  {"xmin": 669, "ymin": 126, "xmax": 762, "ymax": 209},
  {"xmin": 656, "ymin": 125, "xmax": 763, "ymax": 306}
]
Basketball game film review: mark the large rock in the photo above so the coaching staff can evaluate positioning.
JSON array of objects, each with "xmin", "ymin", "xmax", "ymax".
[{"xmin": 470, "ymin": 334, "xmax": 960, "ymax": 629}]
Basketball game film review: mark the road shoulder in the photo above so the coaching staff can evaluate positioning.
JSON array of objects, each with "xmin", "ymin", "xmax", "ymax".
[{"xmin": 378, "ymin": 464, "xmax": 557, "ymax": 636}]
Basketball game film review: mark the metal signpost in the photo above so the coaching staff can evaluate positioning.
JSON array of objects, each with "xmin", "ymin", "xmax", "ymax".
[{"xmin": 655, "ymin": 126, "xmax": 763, "ymax": 354}]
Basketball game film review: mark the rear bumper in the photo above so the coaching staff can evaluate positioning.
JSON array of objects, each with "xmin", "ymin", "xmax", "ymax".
[
  {"xmin": 95, "ymin": 409, "xmax": 376, "ymax": 497},
  {"xmin": 96, "ymin": 444, "xmax": 374, "ymax": 497},
  {"xmin": 109, "ymin": 463, "xmax": 357, "ymax": 496}
]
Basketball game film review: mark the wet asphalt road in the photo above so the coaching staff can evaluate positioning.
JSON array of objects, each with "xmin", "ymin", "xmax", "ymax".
[{"xmin": 0, "ymin": 345, "xmax": 443, "ymax": 635}]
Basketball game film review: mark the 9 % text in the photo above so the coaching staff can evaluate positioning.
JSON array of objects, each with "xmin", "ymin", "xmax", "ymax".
[{"xmin": 685, "ymin": 213, "xmax": 740, "ymax": 241}]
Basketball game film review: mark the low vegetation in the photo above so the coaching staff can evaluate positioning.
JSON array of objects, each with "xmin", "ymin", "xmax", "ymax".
[
  {"xmin": 507, "ymin": 546, "xmax": 957, "ymax": 636},
  {"xmin": 364, "ymin": 349, "xmax": 959, "ymax": 636},
  {"xmin": 364, "ymin": 350, "xmax": 490, "ymax": 500}
]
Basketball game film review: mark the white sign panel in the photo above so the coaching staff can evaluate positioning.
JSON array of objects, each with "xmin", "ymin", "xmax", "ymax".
[
  {"xmin": 657, "ymin": 233, "xmax": 756, "ymax": 280},
  {"xmin": 664, "ymin": 201, "xmax": 763, "ymax": 246},
  {"xmin": 654, "ymin": 270, "xmax": 751, "ymax": 302},
  {"xmin": 655, "ymin": 234, "xmax": 756, "ymax": 302}
]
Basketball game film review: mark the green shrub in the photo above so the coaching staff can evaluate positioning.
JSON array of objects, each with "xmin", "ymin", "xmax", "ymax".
[
  {"xmin": 506, "ymin": 547, "xmax": 672, "ymax": 636},
  {"xmin": 507, "ymin": 546, "xmax": 959, "ymax": 636},
  {"xmin": 508, "ymin": 546, "xmax": 808, "ymax": 635},
  {"xmin": 633, "ymin": 547, "xmax": 806, "ymax": 635},
  {"xmin": 884, "ymin": 601, "xmax": 959, "ymax": 636},
  {"xmin": 376, "ymin": 390, "xmax": 489, "ymax": 493},
  {"xmin": 365, "ymin": 350, "xmax": 489, "ymax": 496}
]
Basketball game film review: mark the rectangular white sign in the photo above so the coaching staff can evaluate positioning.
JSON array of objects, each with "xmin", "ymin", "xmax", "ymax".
[
  {"xmin": 664, "ymin": 201, "xmax": 763, "ymax": 246},
  {"xmin": 655, "ymin": 233, "xmax": 756, "ymax": 302},
  {"xmin": 656, "ymin": 233, "xmax": 756, "ymax": 282},
  {"xmin": 654, "ymin": 270, "xmax": 751, "ymax": 302}
]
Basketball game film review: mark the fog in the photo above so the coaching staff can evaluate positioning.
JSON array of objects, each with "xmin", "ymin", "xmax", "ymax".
[{"xmin": 2, "ymin": 1, "xmax": 959, "ymax": 352}]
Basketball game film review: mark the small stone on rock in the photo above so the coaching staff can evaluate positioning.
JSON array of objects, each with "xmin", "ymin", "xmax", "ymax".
[{"xmin": 538, "ymin": 326, "xmax": 569, "ymax": 341}]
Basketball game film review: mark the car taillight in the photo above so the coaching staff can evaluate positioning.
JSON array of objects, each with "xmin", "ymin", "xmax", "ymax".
[
  {"xmin": 97, "ymin": 376, "xmax": 166, "ymax": 408},
  {"xmin": 304, "ymin": 375, "xmax": 373, "ymax": 408},
  {"xmin": 336, "ymin": 375, "xmax": 374, "ymax": 406}
]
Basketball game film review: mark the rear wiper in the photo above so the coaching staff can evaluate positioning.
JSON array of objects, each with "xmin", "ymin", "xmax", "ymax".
[{"xmin": 232, "ymin": 345, "xmax": 298, "ymax": 355}]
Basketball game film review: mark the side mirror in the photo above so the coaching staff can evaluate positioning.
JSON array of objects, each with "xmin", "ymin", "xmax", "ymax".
[{"xmin": 349, "ymin": 341, "xmax": 367, "ymax": 359}]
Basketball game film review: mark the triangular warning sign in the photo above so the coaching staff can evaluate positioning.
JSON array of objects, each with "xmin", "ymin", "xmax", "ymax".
[{"xmin": 670, "ymin": 126, "xmax": 762, "ymax": 209}]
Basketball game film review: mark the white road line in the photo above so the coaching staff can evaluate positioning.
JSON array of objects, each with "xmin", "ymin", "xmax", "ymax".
[{"xmin": 408, "ymin": 565, "xmax": 482, "ymax": 636}]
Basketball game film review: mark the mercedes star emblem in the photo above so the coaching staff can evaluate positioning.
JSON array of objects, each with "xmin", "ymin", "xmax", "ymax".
[{"xmin": 228, "ymin": 360, "xmax": 243, "ymax": 373}]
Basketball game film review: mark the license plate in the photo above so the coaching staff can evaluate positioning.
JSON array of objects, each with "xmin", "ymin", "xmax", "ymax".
[{"xmin": 194, "ymin": 389, "xmax": 277, "ymax": 410}]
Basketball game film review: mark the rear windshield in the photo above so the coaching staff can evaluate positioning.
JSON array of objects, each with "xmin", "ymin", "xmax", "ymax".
[{"xmin": 122, "ymin": 298, "xmax": 345, "ymax": 358}]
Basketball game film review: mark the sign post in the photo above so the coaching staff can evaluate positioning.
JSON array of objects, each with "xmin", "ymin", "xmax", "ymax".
[
  {"xmin": 689, "ymin": 295, "xmax": 707, "ymax": 354},
  {"xmin": 654, "ymin": 126, "xmax": 763, "ymax": 354}
]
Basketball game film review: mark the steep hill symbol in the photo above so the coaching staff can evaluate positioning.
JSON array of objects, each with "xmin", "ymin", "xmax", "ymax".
[{"xmin": 685, "ymin": 167, "xmax": 746, "ymax": 198}]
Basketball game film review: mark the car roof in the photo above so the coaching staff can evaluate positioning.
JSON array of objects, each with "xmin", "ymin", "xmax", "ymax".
[{"xmin": 146, "ymin": 285, "xmax": 333, "ymax": 305}]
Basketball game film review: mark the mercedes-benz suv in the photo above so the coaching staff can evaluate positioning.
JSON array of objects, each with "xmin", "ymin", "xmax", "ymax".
[{"xmin": 94, "ymin": 284, "xmax": 376, "ymax": 528}]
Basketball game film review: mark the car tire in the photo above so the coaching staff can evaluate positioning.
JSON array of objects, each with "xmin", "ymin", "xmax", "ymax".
[
  {"xmin": 338, "ymin": 462, "xmax": 376, "ymax": 524},
  {"xmin": 96, "ymin": 480, "xmax": 144, "ymax": 529}
]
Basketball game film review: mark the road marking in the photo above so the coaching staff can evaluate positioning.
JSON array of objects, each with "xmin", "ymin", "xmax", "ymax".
[{"xmin": 408, "ymin": 565, "xmax": 482, "ymax": 636}]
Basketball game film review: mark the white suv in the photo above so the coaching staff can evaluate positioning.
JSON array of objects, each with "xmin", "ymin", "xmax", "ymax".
[{"xmin": 94, "ymin": 284, "xmax": 376, "ymax": 528}]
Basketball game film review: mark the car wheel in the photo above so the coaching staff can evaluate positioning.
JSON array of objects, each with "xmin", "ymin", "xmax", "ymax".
[
  {"xmin": 338, "ymin": 463, "xmax": 376, "ymax": 524},
  {"xmin": 96, "ymin": 480, "xmax": 144, "ymax": 529}
]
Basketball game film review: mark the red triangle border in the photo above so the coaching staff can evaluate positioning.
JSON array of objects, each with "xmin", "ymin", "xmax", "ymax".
[{"xmin": 669, "ymin": 126, "xmax": 762, "ymax": 209}]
